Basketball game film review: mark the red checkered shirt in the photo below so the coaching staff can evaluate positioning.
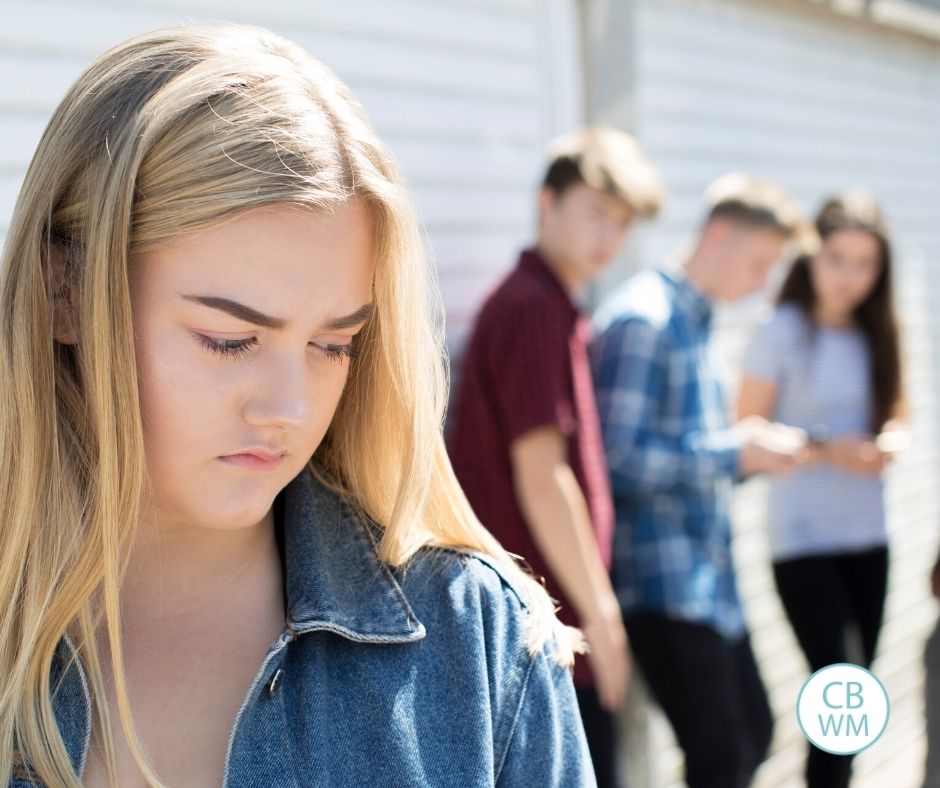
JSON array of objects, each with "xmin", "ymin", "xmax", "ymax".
[{"xmin": 447, "ymin": 247, "xmax": 614, "ymax": 688}]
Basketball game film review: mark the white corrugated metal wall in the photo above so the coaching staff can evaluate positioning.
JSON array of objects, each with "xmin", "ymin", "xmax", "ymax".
[
  {"xmin": 586, "ymin": 1, "xmax": 940, "ymax": 785},
  {"xmin": 0, "ymin": 0, "xmax": 582, "ymax": 355}
]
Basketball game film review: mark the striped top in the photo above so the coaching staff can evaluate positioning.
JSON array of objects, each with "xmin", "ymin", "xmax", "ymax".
[{"xmin": 742, "ymin": 304, "xmax": 887, "ymax": 562}]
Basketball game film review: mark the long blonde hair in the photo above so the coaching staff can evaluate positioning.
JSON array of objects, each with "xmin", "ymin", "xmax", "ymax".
[{"xmin": 0, "ymin": 24, "xmax": 577, "ymax": 787}]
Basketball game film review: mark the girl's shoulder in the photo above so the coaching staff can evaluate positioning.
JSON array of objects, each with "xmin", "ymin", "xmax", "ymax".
[
  {"xmin": 393, "ymin": 544, "xmax": 568, "ymax": 669},
  {"xmin": 388, "ymin": 546, "xmax": 590, "ymax": 785},
  {"xmin": 769, "ymin": 302, "xmax": 810, "ymax": 333},
  {"xmin": 755, "ymin": 302, "xmax": 813, "ymax": 350}
]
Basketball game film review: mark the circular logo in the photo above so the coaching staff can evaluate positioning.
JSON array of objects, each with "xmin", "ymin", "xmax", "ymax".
[{"xmin": 796, "ymin": 663, "xmax": 889, "ymax": 755}]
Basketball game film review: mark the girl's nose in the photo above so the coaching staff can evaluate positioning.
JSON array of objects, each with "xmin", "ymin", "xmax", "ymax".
[{"xmin": 242, "ymin": 353, "xmax": 310, "ymax": 428}]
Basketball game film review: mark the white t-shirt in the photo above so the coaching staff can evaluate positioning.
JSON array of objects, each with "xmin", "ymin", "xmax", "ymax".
[{"xmin": 743, "ymin": 304, "xmax": 887, "ymax": 562}]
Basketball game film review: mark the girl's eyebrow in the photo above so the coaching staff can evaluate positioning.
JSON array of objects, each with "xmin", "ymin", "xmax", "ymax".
[
  {"xmin": 183, "ymin": 295, "xmax": 285, "ymax": 329},
  {"xmin": 323, "ymin": 302, "xmax": 374, "ymax": 330},
  {"xmin": 182, "ymin": 294, "xmax": 374, "ymax": 331}
]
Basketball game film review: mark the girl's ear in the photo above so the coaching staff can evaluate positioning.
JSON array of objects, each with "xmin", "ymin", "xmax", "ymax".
[{"xmin": 44, "ymin": 242, "xmax": 79, "ymax": 345}]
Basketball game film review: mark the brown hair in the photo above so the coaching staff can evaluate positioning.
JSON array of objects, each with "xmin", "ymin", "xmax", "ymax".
[
  {"xmin": 778, "ymin": 192, "xmax": 903, "ymax": 432},
  {"xmin": 704, "ymin": 172, "xmax": 802, "ymax": 237},
  {"xmin": 541, "ymin": 127, "xmax": 663, "ymax": 218}
]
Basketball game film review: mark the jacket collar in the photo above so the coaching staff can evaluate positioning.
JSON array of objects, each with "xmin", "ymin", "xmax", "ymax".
[
  {"xmin": 279, "ymin": 467, "xmax": 426, "ymax": 644},
  {"xmin": 45, "ymin": 468, "xmax": 425, "ymax": 781}
]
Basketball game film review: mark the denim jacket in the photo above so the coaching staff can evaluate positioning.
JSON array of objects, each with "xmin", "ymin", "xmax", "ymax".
[{"xmin": 19, "ymin": 469, "xmax": 595, "ymax": 787}]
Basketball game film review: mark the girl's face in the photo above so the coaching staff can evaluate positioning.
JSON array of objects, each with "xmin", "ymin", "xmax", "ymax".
[
  {"xmin": 129, "ymin": 201, "xmax": 375, "ymax": 531},
  {"xmin": 809, "ymin": 228, "xmax": 883, "ymax": 318}
]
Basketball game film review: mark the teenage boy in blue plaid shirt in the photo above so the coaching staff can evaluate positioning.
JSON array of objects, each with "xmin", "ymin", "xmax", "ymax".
[{"xmin": 591, "ymin": 174, "xmax": 809, "ymax": 788}]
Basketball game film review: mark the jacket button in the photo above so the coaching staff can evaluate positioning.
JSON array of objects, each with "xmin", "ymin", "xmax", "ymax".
[{"xmin": 267, "ymin": 668, "xmax": 284, "ymax": 696}]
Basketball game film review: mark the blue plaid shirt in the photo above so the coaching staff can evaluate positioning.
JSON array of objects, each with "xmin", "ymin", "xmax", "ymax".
[{"xmin": 590, "ymin": 268, "xmax": 747, "ymax": 641}]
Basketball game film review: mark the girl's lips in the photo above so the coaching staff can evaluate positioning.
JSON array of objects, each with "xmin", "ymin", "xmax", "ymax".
[{"xmin": 218, "ymin": 452, "xmax": 285, "ymax": 471}]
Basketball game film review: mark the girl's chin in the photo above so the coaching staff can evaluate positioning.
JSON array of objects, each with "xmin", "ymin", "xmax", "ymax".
[{"xmin": 175, "ymin": 496, "xmax": 278, "ymax": 532}]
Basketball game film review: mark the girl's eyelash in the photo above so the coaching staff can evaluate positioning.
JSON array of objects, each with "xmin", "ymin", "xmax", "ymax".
[
  {"xmin": 196, "ymin": 333, "xmax": 257, "ymax": 360},
  {"xmin": 320, "ymin": 343, "xmax": 360, "ymax": 363},
  {"xmin": 194, "ymin": 333, "xmax": 359, "ymax": 363}
]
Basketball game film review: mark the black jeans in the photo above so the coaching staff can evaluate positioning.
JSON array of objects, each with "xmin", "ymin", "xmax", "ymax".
[
  {"xmin": 575, "ymin": 684, "xmax": 623, "ymax": 788},
  {"xmin": 773, "ymin": 545, "xmax": 889, "ymax": 788},
  {"xmin": 625, "ymin": 613, "xmax": 773, "ymax": 788}
]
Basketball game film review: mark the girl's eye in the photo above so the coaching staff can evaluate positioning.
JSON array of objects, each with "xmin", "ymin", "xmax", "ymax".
[
  {"xmin": 195, "ymin": 333, "xmax": 258, "ymax": 360},
  {"xmin": 313, "ymin": 342, "xmax": 360, "ymax": 364},
  {"xmin": 194, "ymin": 333, "xmax": 359, "ymax": 364}
]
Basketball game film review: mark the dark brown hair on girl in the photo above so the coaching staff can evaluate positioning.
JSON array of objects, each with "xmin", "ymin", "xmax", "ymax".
[{"xmin": 777, "ymin": 192, "xmax": 903, "ymax": 433}]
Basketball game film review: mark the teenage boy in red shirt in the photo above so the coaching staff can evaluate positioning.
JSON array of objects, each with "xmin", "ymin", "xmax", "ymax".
[{"xmin": 447, "ymin": 128, "xmax": 662, "ymax": 787}]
